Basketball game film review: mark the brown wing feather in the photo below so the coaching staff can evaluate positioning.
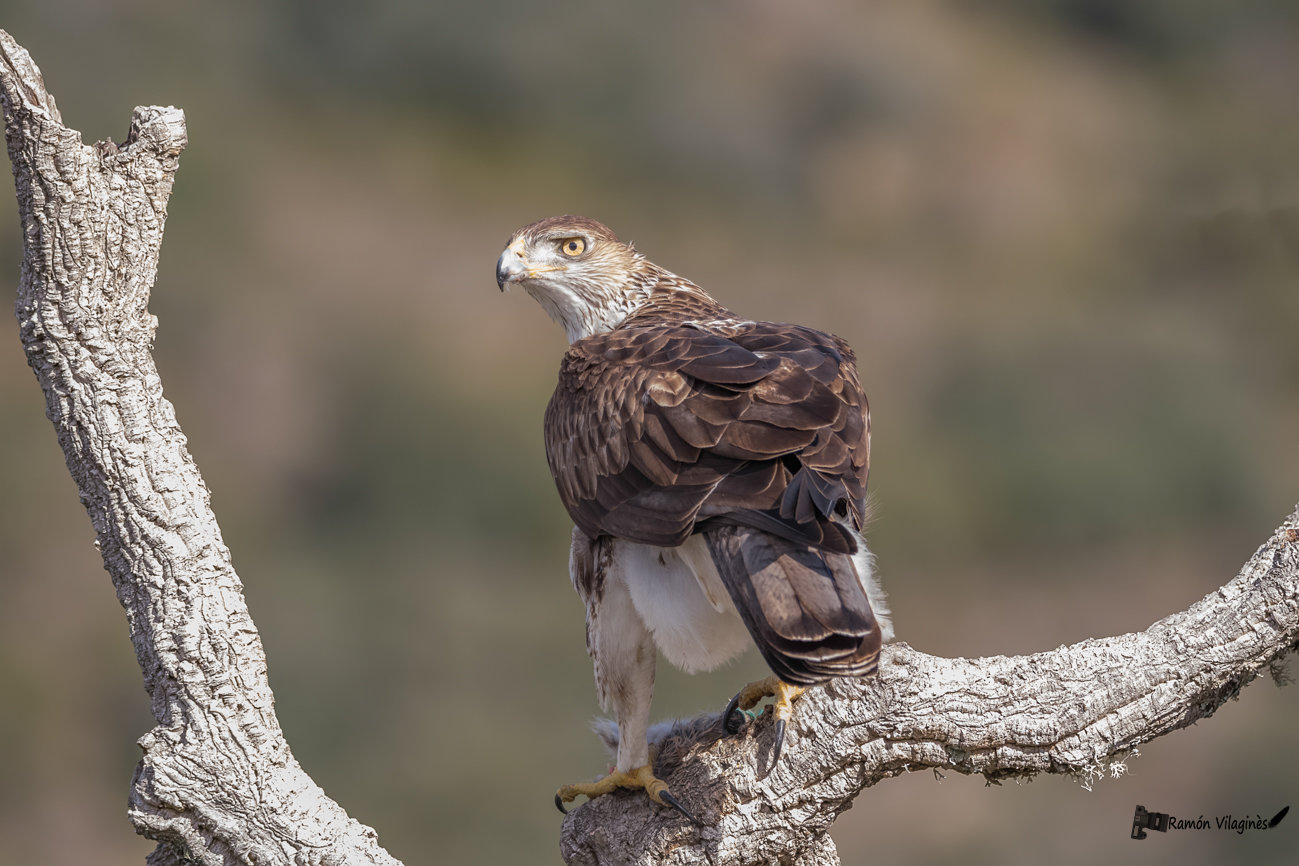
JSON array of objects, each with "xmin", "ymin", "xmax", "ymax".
[{"xmin": 543, "ymin": 311, "xmax": 870, "ymax": 551}]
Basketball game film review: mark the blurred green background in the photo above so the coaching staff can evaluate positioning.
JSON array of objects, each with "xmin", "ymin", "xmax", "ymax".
[{"xmin": 1, "ymin": 2, "xmax": 1297, "ymax": 864}]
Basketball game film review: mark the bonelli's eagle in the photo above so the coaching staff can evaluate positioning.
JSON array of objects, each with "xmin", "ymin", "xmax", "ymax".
[{"xmin": 497, "ymin": 216, "xmax": 892, "ymax": 821}]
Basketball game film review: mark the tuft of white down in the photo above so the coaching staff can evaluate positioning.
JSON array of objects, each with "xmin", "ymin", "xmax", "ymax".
[{"xmin": 849, "ymin": 528, "xmax": 893, "ymax": 641}]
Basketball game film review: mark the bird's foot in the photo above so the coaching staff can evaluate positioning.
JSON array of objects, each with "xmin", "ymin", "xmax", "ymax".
[
  {"xmin": 555, "ymin": 763, "xmax": 699, "ymax": 825},
  {"xmin": 722, "ymin": 675, "xmax": 805, "ymax": 732},
  {"xmin": 722, "ymin": 675, "xmax": 805, "ymax": 769}
]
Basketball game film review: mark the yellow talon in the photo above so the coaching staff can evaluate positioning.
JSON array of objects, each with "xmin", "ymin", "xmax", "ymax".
[
  {"xmin": 723, "ymin": 675, "xmax": 806, "ymax": 773},
  {"xmin": 555, "ymin": 763, "xmax": 699, "ymax": 824},
  {"xmin": 733, "ymin": 674, "xmax": 805, "ymax": 721},
  {"xmin": 555, "ymin": 764, "xmax": 657, "ymax": 806}
]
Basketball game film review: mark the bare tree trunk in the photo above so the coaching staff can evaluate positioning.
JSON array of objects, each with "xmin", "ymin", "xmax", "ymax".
[
  {"xmin": 0, "ymin": 30, "xmax": 403, "ymax": 866},
  {"xmin": 3, "ymin": 28, "xmax": 1296, "ymax": 866}
]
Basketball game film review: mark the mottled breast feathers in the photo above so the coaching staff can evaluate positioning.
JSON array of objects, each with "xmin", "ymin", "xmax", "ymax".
[{"xmin": 543, "ymin": 299, "xmax": 870, "ymax": 554}]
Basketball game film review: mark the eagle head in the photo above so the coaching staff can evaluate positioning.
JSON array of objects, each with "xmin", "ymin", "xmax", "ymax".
[{"xmin": 497, "ymin": 215, "xmax": 652, "ymax": 343}]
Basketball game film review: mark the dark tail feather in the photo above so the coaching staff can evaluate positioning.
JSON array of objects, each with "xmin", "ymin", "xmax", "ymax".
[{"xmin": 704, "ymin": 525, "xmax": 881, "ymax": 686}]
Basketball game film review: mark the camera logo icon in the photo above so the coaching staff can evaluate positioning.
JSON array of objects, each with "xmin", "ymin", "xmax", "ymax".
[{"xmin": 1131, "ymin": 805, "xmax": 1170, "ymax": 840}]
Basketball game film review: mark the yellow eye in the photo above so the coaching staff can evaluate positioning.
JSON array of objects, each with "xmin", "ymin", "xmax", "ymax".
[{"xmin": 559, "ymin": 237, "xmax": 586, "ymax": 257}]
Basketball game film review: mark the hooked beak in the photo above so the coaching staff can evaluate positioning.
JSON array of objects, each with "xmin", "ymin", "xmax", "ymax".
[{"xmin": 496, "ymin": 245, "xmax": 527, "ymax": 291}]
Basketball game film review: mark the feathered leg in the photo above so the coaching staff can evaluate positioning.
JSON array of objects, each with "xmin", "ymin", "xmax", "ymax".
[{"xmin": 556, "ymin": 531, "xmax": 697, "ymax": 823}]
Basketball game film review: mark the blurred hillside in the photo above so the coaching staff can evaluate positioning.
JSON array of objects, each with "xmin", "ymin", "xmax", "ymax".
[{"xmin": 1, "ymin": 2, "xmax": 1297, "ymax": 864}]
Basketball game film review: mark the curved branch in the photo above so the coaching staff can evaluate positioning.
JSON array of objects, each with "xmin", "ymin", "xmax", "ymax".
[
  {"xmin": 6, "ymin": 27, "xmax": 1296, "ymax": 866},
  {"xmin": 560, "ymin": 510, "xmax": 1299, "ymax": 864},
  {"xmin": 1, "ymin": 30, "xmax": 403, "ymax": 866}
]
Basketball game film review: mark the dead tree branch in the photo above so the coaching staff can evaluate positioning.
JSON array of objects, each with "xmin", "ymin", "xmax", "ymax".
[
  {"xmin": 0, "ymin": 30, "xmax": 403, "ymax": 866},
  {"xmin": 4, "ymin": 27, "xmax": 1296, "ymax": 866},
  {"xmin": 559, "ymin": 510, "xmax": 1299, "ymax": 865}
]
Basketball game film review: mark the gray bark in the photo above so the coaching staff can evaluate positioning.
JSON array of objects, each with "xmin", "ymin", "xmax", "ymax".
[
  {"xmin": 3, "ymin": 27, "xmax": 1296, "ymax": 866},
  {"xmin": 0, "ymin": 30, "xmax": 403, "ymax": 866},
  {"xmin": 559, "ymin": 514, "xmax": 1299, "ymax": 864}
]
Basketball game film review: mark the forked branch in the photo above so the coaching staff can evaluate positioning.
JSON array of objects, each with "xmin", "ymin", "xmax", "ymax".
[{"xmin": 4, "ymin": 28, "xmax": 1296, "ymax": 866}]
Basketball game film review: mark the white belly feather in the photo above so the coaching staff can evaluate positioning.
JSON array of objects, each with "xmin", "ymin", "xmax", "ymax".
[{"xmin": 613, "ymin": 536, "xmax": 752, "ymax": 674}]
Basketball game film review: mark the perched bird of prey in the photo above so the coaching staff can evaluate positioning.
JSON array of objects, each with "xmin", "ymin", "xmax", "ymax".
[{"xmin": 496, "ymin": 216, "xmax": 892, "ymax": 822}]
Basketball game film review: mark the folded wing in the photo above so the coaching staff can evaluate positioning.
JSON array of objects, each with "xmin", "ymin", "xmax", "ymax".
[{"xmin": 544, "ymin": 318, "xmax": 870, "ymax": 553}]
